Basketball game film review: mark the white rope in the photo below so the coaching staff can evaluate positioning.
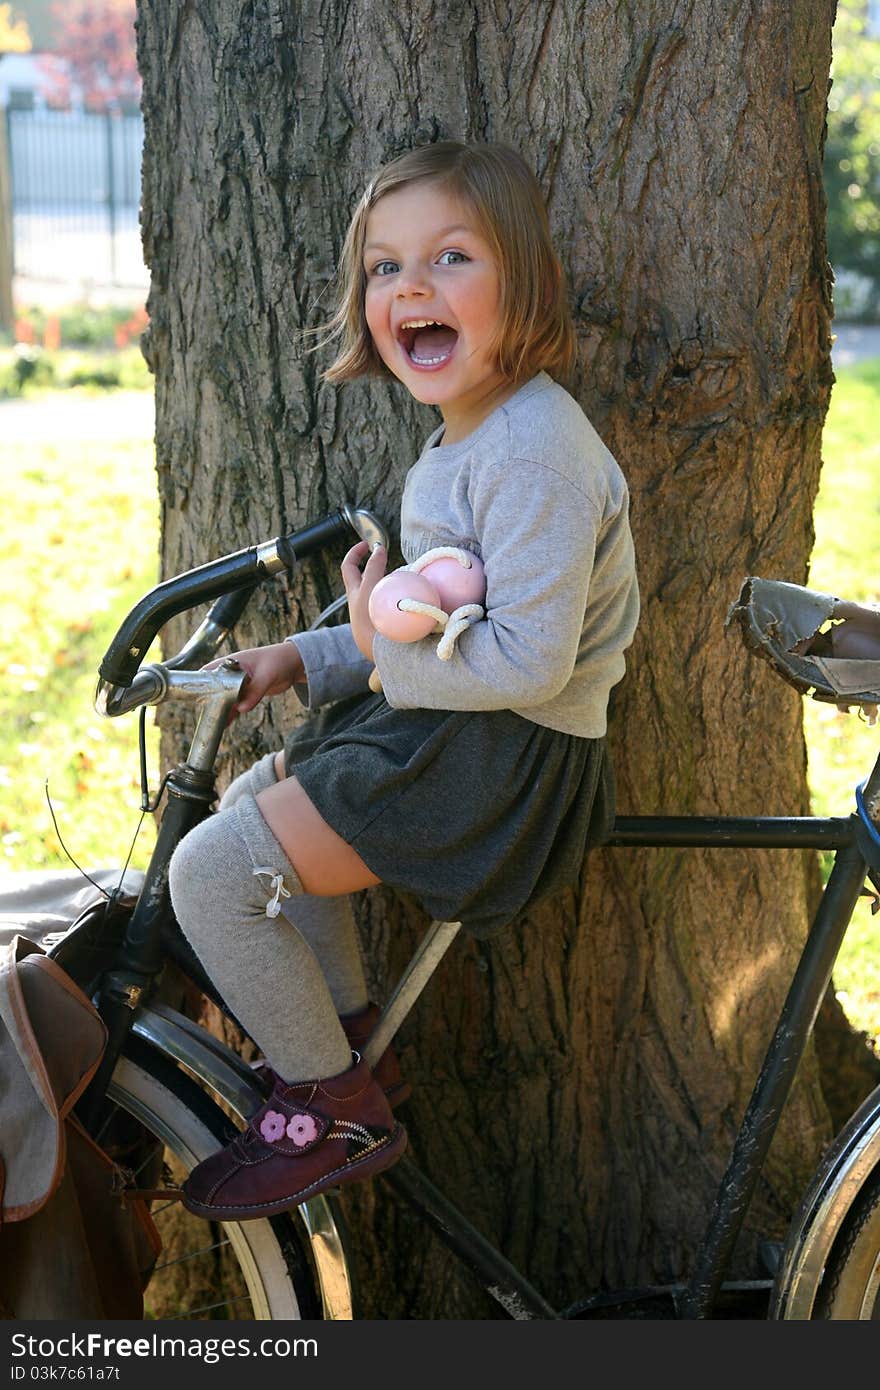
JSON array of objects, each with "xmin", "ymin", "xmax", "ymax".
[
  {"xmin": 412, "ymin": 547, "xmax": 485, "ymax": 658},
  {"xmin": 405, "ymin": 545, "xmax": 476, "ymax": 576},
  {"xmin": 397, "ymin": 597, "xmax": 447, "ymax": 628},
  {"xmin": 437, "ymin": 603, "xmax": 485, "ymax": 660},
  {"xmin": 396, "ymin": 595, "xmax": 486, "ymax": 659},
  {"xmin": 376, "ymin": 545, "xmax": 486, "ymax": 666}
]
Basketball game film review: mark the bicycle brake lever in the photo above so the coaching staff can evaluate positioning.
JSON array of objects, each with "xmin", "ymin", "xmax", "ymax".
[
  {"xmin": 308, "ymin": 509, "xmax": 390, "ymax": 630},
  {"xmin": 341, "ymin": 503, "xmax": 389, "ymax": 552}
]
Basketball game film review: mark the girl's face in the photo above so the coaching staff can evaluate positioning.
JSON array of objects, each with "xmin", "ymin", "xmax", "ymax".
[{"xmin": 362, "ymin": 180, "xmax": 518, "ymax": 443}]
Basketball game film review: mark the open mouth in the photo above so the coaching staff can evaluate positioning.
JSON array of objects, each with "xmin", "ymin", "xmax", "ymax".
[{"xmin": 397, "ymin": 317, "xmax": 459, "ymax": 368}]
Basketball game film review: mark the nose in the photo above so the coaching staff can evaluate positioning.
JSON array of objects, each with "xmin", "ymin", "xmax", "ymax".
[{"xmin": 395, "ymin": 263, "xmax": 431, "ymax": 298}]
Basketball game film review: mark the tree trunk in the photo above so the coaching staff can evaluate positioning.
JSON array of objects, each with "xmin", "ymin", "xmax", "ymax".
[{"xmin": 136, "ymin": 0, "xmax": 876, "ymax": 1316}]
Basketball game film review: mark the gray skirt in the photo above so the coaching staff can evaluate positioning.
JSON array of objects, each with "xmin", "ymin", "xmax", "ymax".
[{"xmin": 283, "ymin": 693, "xmax": 613, "ymax": 939}]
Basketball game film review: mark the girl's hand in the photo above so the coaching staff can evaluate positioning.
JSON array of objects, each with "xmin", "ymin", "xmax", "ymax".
[
  {"xmin": 203, "ymin": 642, "xmax": 304, "ymax": 719},
  {"xmin": 340, "ymin": 541, "xmax": 387, "ymax": 662}
]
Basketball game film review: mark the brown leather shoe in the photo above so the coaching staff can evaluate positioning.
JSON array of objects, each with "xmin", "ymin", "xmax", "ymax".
[
  {"xmin": 339, "ymin": 1002, "xmax": 412, "ymax": 1109},
  {"xmin": 181, "ymin": 1055, "xmax": 406, "ymax": 1221},
  {"xmin": 250, "ymin": 1002, "xmax": 411, "ymax": 1110}
]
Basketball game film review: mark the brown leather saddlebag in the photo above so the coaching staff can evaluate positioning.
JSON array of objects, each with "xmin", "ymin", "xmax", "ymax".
[{"xmin": 0, "ymin": 935, "xmax": 160, "ymax": 1318}]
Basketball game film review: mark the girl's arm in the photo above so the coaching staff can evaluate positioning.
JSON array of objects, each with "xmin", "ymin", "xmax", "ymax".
[
  {"xmin": 203, "ymin": 641, "xmax": 305, "ymax": 719},
  {"xmin": 372, "ymin": 456, "xmax": 609, "ymax": 712},
  {"xmin": 285, "ymin": 623, "xmax": 376, "ymax": 709}
]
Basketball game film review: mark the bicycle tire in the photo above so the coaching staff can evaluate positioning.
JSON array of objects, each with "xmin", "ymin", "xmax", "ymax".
[
  {"xmin": 812, "ymin": 1168, "xmax": 880, "ymax": 1319},
  {"xmin": 107, "ymin": 1036, "xmax": 324, "ymax": 1320}
]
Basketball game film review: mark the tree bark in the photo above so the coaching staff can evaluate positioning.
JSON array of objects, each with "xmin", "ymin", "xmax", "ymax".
[{"xmin": 136, "ymin": 0, "xmax": 876, "ymax": 1316}]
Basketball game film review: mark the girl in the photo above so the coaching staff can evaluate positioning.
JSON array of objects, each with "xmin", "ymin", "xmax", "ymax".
[{"xmin": 169, "ymin": 140, "xmax": 640, "ymax": 1222}]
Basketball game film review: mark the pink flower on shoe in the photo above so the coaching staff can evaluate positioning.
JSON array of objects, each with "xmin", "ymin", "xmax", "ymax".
[
  {"xmin": 260, "ymin": 1110, "xmax": 287, "ymax": 1143},
  {"xmin": 286, "ymin": 1113, "xmax": 319, "ymax": 1147}
]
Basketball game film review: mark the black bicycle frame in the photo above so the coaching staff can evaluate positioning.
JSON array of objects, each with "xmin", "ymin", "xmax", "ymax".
[
  {"xmin": 357, "ymin": 808, "xmax": 873, "ymax": 1320},
  {"xmin": 84, "ymin": 548, "xmax": 880, "ymax": 1319},
  {"xmin": 605, "ymin": 810, "xmax": 871, "ymax": 1319},
  {"xmin": 80, "ymin": 760, "xmax": 217, "ymax": 1130},
  {"xmin": 85, "ymin": 803, "xmax": 872, "ymax": 1319}
]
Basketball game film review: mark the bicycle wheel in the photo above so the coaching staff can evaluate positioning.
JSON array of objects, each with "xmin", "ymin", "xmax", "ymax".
[
  {"xmin": 105, "ymin": 1036, "xmax": 324, "ymax": 1320},
  {"xmin": 813, "ymin": 1168, "xmax": 880, "ymax": 1319}
]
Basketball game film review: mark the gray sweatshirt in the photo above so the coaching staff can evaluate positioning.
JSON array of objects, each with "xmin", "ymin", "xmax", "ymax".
[{"xmin": 291, "ymin": 372, "xmax": 639, "ymax": 738}]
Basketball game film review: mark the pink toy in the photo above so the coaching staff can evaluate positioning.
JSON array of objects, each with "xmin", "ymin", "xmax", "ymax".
[
  {"xmin": 419, "ymin": 554, "xmax": 485, "ymax": 612},
  {"xmin": 369, "ymin": 569, "xmax": 442, "ymax": 641},
  {"xmin": 368, "ymin": 549, "xmax": 486, "ymax": 645},
  {"xmin": 367, "ymin": 549, "xmax": 486, "ymax": 697}
]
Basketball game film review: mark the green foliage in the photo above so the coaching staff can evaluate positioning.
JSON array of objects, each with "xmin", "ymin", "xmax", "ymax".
[
  {"xmin": 0, "ymin": 344, "xmax": 151, "ymax": 397},
  {"xmin": 826, "ymin": 3, "xmax": 880, "ymax": 316},
  {"xmin": 63, "ymin": 349, "xmax": 150, "ymax": 390},
  {"xmin": 2, "ymin": 300, "xmax": 148, "ymax": 349},
  {"xmin": 0, "ymin": 344, "xmax": 56, "ymax": 395}
]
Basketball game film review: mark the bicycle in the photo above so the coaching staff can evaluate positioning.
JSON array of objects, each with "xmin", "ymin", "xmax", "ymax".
[{"xmin": 34, "ymin": 506, "xmax": 880, "ymax": 1320}]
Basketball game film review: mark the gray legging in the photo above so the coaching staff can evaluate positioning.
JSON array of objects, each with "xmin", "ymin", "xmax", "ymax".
[
  {"xmin": 218, "ymin": 753, "xmax": 369, "ymax": 1013},
  {"xmin": 167, "ymin": 755, "xmax": 370, "ymax": 1082}
]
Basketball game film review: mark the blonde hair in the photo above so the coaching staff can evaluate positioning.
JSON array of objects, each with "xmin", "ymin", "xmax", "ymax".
[{"xmin": 316, "ymin": 141, "xmax": 576, "ymax": 386}]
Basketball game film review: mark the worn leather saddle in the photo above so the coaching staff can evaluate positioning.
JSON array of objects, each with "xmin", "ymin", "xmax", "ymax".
[{"xmin": 727, "ymin": 577, "xmax": 880, "ymax": 716}]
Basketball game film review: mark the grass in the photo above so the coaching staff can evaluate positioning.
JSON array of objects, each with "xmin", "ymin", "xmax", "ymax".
[
  {"xmin": 804, "ymin": 356, "xmax": 880, "ymax": 1043},
  {"xmin": 0, "ymin": 393, "xmax": 160, "ymax": 877},
  {"xmin": 0, "ymin": 359, "xmax": 878, "ymax": 1039}
]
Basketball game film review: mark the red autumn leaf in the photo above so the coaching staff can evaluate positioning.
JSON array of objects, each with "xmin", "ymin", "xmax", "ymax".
[{"xmin": 42, "ymin": 1, "xmax": 141, "ymax": 114}]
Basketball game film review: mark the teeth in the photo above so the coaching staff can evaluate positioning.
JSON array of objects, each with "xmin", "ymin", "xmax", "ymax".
[
  {"xmin": 400, "ymin": 318, "xmax": 444, "ymax": 330},
  {"xmin": 411, "ymin": 348, "xmax": 453, "ymax": 365}
]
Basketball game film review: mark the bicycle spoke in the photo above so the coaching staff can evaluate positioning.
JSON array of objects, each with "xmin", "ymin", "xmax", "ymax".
[
  {"xmin": 129, "ymin": 1145, "xmax": 164, "ymax": 1182},
  {"xmin": 150, "ymin": 1199, "xmax": 182, "ymax": 1217},
  {"xmin": 153, "ymin": 1238, "xmax": 231, "ymax": 1272},
  {"xmin": 174, "ymin": 1293, "xmax": 254, "ymax": 1318},
  {"xmin": 91, "ymin": 1102, "xmax": 119, "ymax": 1147}
]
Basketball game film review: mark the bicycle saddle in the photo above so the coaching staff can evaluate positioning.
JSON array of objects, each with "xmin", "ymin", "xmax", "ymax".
[{"xmin": 726, "ymin": 576, "xmax": 880, "ymax": 716}]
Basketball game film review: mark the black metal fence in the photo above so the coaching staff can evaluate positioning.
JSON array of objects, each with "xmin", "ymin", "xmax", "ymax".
[{"xmin": 6, "ymin": 107, "xmax": 147, "ymax": 289}]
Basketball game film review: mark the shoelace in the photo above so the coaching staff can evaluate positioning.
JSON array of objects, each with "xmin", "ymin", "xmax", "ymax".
[{"xmin": 252, "ymin": 866, "xmax": 291, "ymax": 918}]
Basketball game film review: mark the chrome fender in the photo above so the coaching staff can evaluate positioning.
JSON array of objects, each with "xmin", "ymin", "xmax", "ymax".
[
  {"xmin": 131, "ymin": 1001, "xmax": 355, "ymax": 1320},
  {"xmin": 771, "ymin": 1081, "xmax": 880, "ymax": 1318}
]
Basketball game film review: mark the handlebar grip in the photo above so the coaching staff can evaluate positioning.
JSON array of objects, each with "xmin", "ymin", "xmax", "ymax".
[
  {"xmin": 98, "ymin": 547, "xmax": 266, "ymax": 688},
  {"xmin": 277, "ymin": 508, "xmax": 355, "ymax": 566},
  {"xmin": 98, "ymin": 506, "xmax": 367, "ymax": 690},
  {"xmin": 206, "ymin": 583, "xmax": 260, "ymax": 631}
]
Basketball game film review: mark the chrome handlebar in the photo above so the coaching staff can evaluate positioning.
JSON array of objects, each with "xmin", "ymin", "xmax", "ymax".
[{"xmin": 95, "ymin": 503, "xmax": 388, "ymax": 719}]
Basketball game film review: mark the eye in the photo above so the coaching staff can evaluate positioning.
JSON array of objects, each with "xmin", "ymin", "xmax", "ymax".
[
  {"xmin": 437, "ymin": 250, "xmax": 469, "ymax": 266},
  {"xmin": 370, "ymin": 259, "xmax": 399, "ymax": 276}
]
